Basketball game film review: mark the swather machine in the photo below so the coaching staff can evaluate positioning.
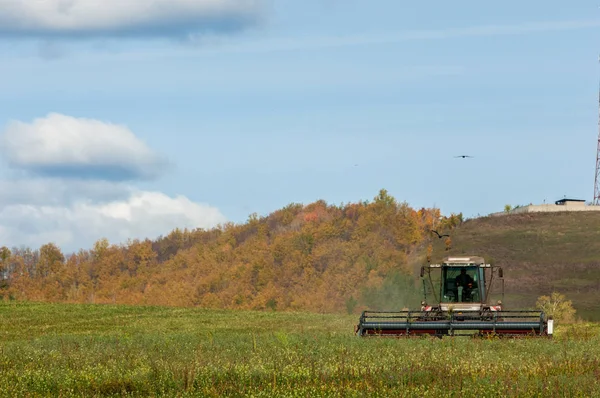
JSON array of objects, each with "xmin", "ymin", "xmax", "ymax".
[{"xmin": 356, "ymin": 256, "xmax": 553, "ymax": 337}]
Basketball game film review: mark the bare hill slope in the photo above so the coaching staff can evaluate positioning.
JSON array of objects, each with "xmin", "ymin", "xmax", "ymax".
[{"xmin": 425, "ymin": 211, "xmax": 600, "ymax": 320}]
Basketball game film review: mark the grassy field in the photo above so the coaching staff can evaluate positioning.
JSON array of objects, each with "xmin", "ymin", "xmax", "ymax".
[
  {"xmin": 1, "ymin": 302, "xmax": 599, "ymax": 397},
  {"xmin": 424, "ymin": 211, "xmax": 600, "ymax": 321}
]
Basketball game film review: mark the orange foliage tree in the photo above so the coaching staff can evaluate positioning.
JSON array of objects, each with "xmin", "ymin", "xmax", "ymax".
[{"xmin": 1, "ymin": 189, "xmax": 453, "ymax": 314}]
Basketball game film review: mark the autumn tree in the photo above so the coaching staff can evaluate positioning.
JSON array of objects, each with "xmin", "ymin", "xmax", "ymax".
[
  {"xmin": 536, "ymin": 292, "xmax": 576, "ymax": 324},
  {"xmin": 38, "ymin": 243, "xmax": 65, "ymax": 278},
  {"xmin": 3, "ymin": 189, "xmax": 448, "ymax": 313}
]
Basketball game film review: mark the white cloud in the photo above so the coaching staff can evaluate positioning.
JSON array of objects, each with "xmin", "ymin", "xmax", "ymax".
[
  {"xmin": 0, "ymin": 0, "xmax": 264, "ymax": 38},
  {"xmin": 0, "ymin": 113, "xmax": 167, "ymax": 181},
  {"xmin": 0, "ymin": 188, "xmax": 227, "ymax": 252},
  {"xmin": 0, "ymin": 112, "xmax": 226, "ymax": 251}
]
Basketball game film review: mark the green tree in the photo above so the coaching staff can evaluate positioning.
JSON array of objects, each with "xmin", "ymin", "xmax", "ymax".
[
  {"xmin": 345, "ymin": 295, "xmax": 358, "ymax": 314},
  {"xmin": 0, "ymin": 246, "xmax": 11, "ymax": 278}
]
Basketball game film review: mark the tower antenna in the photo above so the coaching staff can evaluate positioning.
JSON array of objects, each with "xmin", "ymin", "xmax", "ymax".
[{"xmin": 595, "ymin": 55, "xmax": 600, "ymax": 205}]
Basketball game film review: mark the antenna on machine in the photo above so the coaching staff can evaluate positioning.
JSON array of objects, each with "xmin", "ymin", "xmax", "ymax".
[{"xmin": 594, "ymin": 55, "xmax": 600, "ymax": 205}]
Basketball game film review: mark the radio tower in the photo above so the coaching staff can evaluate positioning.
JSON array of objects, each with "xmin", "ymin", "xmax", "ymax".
[{"xmin": 595, "ymin": 56, "xmax": 600, "ymax": 205}]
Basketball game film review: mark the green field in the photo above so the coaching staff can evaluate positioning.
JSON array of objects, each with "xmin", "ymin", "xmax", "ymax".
[{"xmin": 1, "ymin": 302, "xmax": 599, "ymax": 397}]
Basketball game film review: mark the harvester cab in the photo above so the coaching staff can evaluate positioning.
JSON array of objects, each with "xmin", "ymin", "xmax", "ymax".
[
  {"xmin": 420, "ymin": 256, "xmax": 502, "ymax": 313},
  {"xmin": 355, "ymin": 256, "xmax": 553, "ymax": 338}
]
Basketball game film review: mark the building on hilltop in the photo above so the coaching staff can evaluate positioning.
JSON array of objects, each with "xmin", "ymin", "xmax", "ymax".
[
  {"xmin": 490, "ymin": 198, "xmax": 600, "ymax": 216},
  {"xmin": 554, "ymin": 198, "xmax": 586, "ymax": 206}
]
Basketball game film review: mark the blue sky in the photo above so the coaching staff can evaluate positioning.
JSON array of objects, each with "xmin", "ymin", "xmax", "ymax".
[{"xmin": 0, "ymin": 0, "xmax": 598, "ymax": 252}]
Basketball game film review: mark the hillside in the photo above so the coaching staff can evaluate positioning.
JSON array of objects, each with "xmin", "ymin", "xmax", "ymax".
[
  {"xmin": 0, "ymin": 189, "xmax": 458, "ymax": 314},
  {"xmin": 2, "ymin": 191, "xmax": 600, "ymax": 321},
  {"xmin": 425, "ymin": 211, "xmax": 600, "ymax": 321}
]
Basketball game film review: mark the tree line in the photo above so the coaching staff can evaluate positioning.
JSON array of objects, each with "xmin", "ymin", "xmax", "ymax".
[{"xmin": 0, "ymin": 189, "xmax": 463, "ymax": 313}]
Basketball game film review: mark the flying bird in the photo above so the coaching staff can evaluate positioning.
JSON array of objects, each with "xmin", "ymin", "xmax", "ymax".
[
  {"xmin": 454, "ymin": 155, "xmax": 474, "ymax": 158},
  {"xmin": 431, "ymin": 230, "xmax": 450, "ymax": 239}
]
